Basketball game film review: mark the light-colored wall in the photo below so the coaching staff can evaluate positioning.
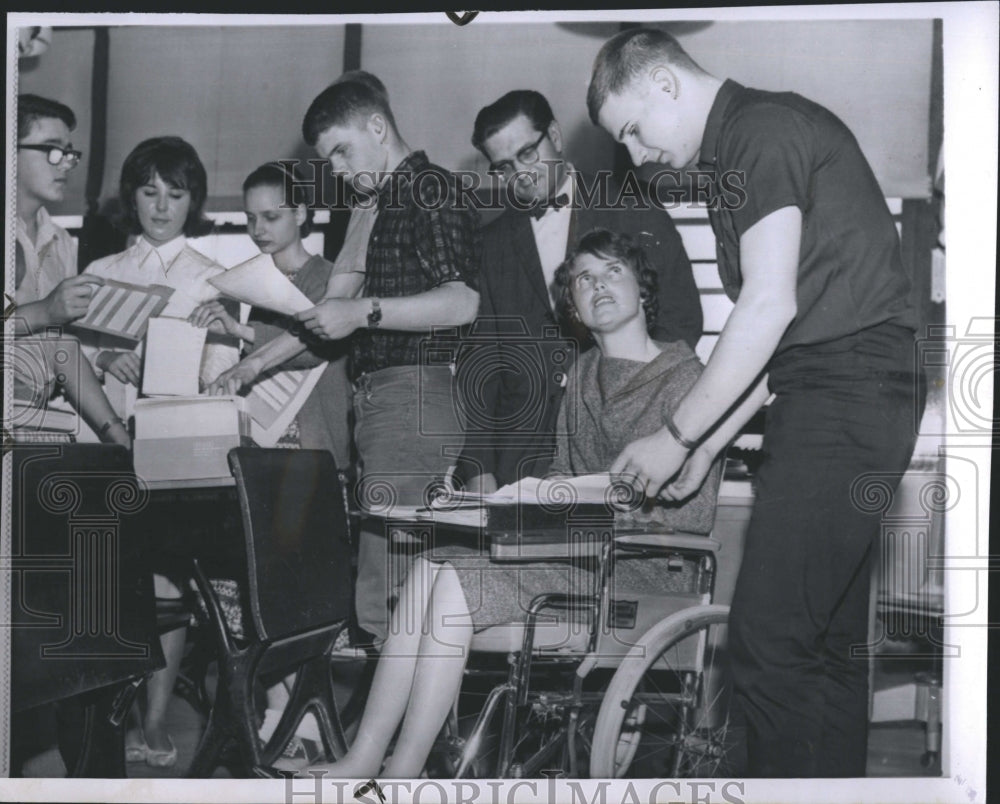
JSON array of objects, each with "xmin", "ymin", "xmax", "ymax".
[
  {"xmin": 676, "ymin": 19, "xmax": 933, "ymax": 198},
  {"xmin": 17, "ymin": 27, "xmax": 95, "ymax": 216},
  {"xmin": 361, "ymin": 22, "xmax": 617, "ymax": 177},
  {"xmin": 364, "ymin": 18, "xmax": 933, "ymax": 198},
  {"xmin": 17, "ymin": 18, "xmax": 933, "ymax": 217}
]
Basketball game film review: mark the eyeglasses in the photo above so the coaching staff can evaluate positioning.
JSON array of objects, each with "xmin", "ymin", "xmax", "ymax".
[
  {"xmin": 487, "ymin": 130, "xmax": 549, "ymax": 176},
  {"xmin": 18, "ymin": 143, "xmax": 83, "ymax": 168}
]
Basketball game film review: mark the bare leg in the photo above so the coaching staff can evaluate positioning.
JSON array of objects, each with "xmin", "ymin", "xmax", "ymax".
[
  {"xmin": 383, "ymin": 564, "xmax": 472, "ymax": 778},
  {"xmin": 291, "ymin": 558, "xmax": 471, "ymax": 778}
]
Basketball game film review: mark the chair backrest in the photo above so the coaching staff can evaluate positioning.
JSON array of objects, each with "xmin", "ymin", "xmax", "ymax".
[
  {"xmin": 10, "ymin": 444, "xmax": 162, "ymax": 711},
  {"xmin": 227, "ymin": 448, "xmax": 353, "ymax": 642}
]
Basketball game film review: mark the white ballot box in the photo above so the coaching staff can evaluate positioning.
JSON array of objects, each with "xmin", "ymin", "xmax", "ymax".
[{"xmin": 133, "ymin": 395, "xmax": 252, "ymax": 486}]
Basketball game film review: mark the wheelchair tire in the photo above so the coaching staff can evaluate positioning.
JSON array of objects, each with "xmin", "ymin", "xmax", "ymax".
[{"xmin": 589, "ymin": 605, "xmax": 743, "ymax": 778}]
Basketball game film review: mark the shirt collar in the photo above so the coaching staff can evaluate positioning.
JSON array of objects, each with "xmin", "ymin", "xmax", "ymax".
[
  {"xmin": 698, "ymin": 79, "xmax": 744, "ymax": 170},
  {"xmin": 16, "ymin": 206, "xmax": 60, "ymax": 253},
  {"xmin": 376, "ymin": 150, "xmax": 430, "ymax": 209},
  {"xmin": 136, "ymin": 234, "xmax": 187, "ymax": 270}
]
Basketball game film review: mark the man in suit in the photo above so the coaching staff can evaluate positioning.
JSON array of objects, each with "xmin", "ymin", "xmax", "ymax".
[{"xmin": 459, "ymin": 90, "xmax": 702, "ymax": 493}]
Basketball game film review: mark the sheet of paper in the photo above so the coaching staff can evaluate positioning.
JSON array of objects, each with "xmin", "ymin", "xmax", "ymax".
[
  {"xmin": 207, "ymin": 253, "xmax": 313, "ymax": 316},
  {"xmin": 141, "ymin": 317, "xmax": 207, "ymax": 397},
  {"xmin": 245, "ymin": 363, "xmax": 328, "ymax": 446},
  {"xmin": 72, "ymin": 279, "xmax": 173, "ymax": 341}
]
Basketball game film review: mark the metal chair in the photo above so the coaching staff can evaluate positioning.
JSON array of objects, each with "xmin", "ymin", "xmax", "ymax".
[{"xmin": 185, "ymin": 448, "xmax": 353, "ymax": 777}]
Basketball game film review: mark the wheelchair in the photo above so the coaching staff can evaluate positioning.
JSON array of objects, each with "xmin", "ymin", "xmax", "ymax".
[{"xmin": 390, "ymin": 516, "xmax": 742, "ymax": 779}]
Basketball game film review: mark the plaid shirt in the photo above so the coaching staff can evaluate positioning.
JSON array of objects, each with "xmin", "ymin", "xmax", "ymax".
[{"xmin": 351, "ymin": 151, "xmax": 480, "ymax": 380}]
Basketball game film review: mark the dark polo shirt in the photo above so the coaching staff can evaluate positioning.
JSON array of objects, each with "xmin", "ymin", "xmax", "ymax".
[{"xmin": 698, "ymin": 79, "xmax": 917, "ymax": 353}]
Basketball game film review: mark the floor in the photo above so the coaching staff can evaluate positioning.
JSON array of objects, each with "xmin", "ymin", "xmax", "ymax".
[{"xmin": 17, "ymin": 649, "xmax": 944, "ymax": 780}]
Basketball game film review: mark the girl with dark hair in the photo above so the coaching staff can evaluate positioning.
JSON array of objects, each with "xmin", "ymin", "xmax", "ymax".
[
  {"xmin": 83, "ymin": 136, "xmax": 236, "ymax": 396},
  {"xmin": 81, "ymin": 136, "xmax": 238, "ymax": 768}
]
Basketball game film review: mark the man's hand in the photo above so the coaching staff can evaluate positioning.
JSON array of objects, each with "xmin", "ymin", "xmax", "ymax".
[
  {"xmin": 294, "ymin": 298, "xmax": 366, "ymax": 341},
  {"xmin": 96, "ymin": 350, "xmax": 141, "ymax": 386},
  {"xmin": 610, "ymin": 428, "xmax": 689, "ymax": 499},
  {"xmin": 662, "ymin": 445, "xmax": 716, "ymax": 501},
  {"xmin": 189, "ymin": 300, "xmax": 252, "ymax": 340},
  {"xmin": 45, "ymin": 275, "xmax": 103, "ymax": 324},
  {"xmin": 465, "ymin": 473, "xmax": 498, "ymax": 495},
  {"xmin": 207, "ymin": 356, "xmax": 263, "ymax": 396}
]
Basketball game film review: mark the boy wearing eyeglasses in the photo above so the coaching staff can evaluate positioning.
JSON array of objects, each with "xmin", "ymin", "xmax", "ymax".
[
  {"xmin": 458, "ymin": 90, "xmax": 702, "ymax": 494},
  {"xmin": 11, "ymin": 94, "xmax": 129, "ymax": 447},
  {"xmin": 14, "ymin": 94, "xmax": 100, "ymax": 336}
]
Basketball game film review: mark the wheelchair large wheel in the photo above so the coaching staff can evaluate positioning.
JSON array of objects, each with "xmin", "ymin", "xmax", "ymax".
[{"xmin": 589, "ymin": 605, "xmax": 743, "ymax": 778}]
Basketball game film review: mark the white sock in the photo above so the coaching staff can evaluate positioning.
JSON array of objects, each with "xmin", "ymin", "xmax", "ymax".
[
  {"xmin": 296, "ymin": 712, "xmax": 321, "ymax": 742},
  {"xmin": 258, "ymin": 707, "xmax": 282, "ymax": 742},
  {"xmin": 259, "ymin": 707, "xmax": 321, "ymax": 743}
]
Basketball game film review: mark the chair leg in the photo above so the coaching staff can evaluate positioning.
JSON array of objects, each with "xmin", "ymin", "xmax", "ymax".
[
  {"xmin": 186, "ymin": 643, "xmax": 267, "ymax": 777},
  {"xmin": 260, "ymin": 654, "xmax": 350, "ymax": 765},
  {"xmin": 54, "ymin": 684, "xmax": 130, "ymax": 778},
  {"xmin": 185, "ymin": 700, "xmax": 228, "ymax": 778}
]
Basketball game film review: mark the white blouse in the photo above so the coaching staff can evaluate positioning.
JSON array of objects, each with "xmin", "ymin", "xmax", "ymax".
[{"xmin": 80, "ymin": 236, "xmax": 239, "ymax": 415}]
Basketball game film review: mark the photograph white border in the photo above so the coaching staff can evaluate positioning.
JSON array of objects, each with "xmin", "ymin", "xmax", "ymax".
[{"xmin": 3, "ymin": 3, "xmax": 995, "ymax": 803}]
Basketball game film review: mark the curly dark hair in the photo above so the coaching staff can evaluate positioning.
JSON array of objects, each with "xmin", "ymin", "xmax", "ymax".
[{"xmin": 553, "ymin": 228, "xmax": 659, "ymax": 335}]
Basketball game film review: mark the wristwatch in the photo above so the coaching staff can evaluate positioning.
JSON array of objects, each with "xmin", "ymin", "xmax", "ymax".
[{"xmin": 367, "ymin": 298, "xmax": 382, "ymax": 329}]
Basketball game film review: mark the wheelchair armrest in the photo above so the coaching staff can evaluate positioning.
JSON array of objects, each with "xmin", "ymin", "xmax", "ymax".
[{"xmin": 613, "ymin": 531, "xmax": 720, "ymax": 554}]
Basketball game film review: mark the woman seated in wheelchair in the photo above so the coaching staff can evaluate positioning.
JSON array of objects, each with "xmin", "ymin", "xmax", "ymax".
[{"xmin": 283, "ymin": 228, "xmax": 727, "ymax": 778}]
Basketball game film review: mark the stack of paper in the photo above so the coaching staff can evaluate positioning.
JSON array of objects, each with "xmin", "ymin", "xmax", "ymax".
[
  {"xmin": 10, "ymin": 401, "xmax": 78, "ymax": 433},
  {"xmin": 133, "ymin": 395, "xmax": 250, "ymax": 440}
]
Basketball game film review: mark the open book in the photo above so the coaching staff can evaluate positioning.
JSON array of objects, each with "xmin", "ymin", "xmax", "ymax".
[
  {"xmin": 434, "ymin": 473, "xmax": 622, "ymax": 507},
  {"xmin": 424, "ymin": 474, "xmax": 632, "ymax": 528}
]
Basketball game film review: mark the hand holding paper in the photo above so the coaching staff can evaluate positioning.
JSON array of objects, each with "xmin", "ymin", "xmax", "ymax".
[
  {"xmin": 208, "ymin": 253, "xmax": 313, "ymax": 315},
  {"xmin": 294, "ymin": 297, "xmax": 365, "ymax": 340}
]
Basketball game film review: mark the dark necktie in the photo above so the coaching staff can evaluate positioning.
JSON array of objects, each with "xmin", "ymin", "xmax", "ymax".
[{"xmin": 529, "ymin": 192, "xmax": 570, "ymax": 220}]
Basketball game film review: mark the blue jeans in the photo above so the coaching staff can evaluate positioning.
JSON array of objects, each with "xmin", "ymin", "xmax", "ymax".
[
  {"xmin": 352, "ymin": 365, "xmax": 464, "ymax": 642},
  {"xmin": 729, "ymin": 323, "xmax": 925, "ymax": 777}
]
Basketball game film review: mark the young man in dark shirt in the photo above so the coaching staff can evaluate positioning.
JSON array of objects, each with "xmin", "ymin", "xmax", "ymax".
[{"xmin": 588, "ymin": 28, "xmax": 924, "ymax": 777}]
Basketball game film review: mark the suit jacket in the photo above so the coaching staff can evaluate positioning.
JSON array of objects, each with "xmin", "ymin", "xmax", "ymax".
[{"xmin": 457, "ymin": 173, "xmax": 702, "ymax": 487}]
